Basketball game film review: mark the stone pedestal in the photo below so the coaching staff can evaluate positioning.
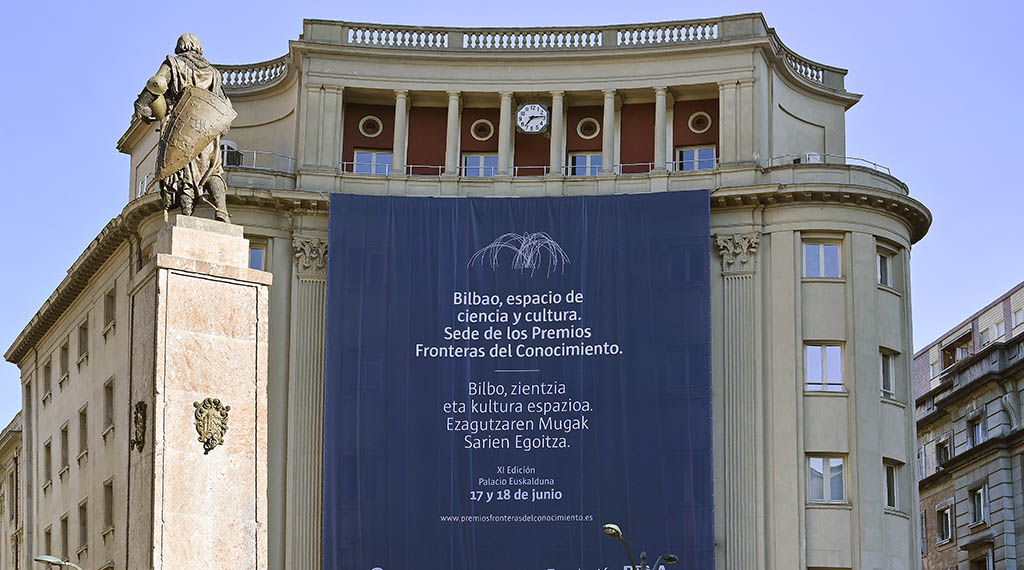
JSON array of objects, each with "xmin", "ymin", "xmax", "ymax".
[{"xmin": 127, "ymin": 215, "xmax": 270, "ymax": 570}]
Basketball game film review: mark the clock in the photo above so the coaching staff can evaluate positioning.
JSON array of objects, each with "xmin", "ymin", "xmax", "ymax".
[{"xmin": 515, "ymin": 103, "xmax": 550, "ymax": 134}]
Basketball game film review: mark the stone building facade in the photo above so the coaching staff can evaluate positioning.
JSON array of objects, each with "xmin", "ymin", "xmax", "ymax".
[
  {"xmin": 5, "ymin": 12, "xmax": 931, "ymax": 569},
  {"xmin": 915, "ymin": 281, "xmax": 1024, "ymax": 569},
  {"xmin": 0, "ymin": 414, "xmax": 23, "ymax": 570}
]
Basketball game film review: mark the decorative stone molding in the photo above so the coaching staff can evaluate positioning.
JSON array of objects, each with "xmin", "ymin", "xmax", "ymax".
[
  {"xmin": 1001, "ymin": 381, "xmax": 1020, "ymax": 432},
  {"xmin": 129, "ymin": 401, "xmax": 147, "ymax": 452},
  {"xmin": 714, "ymin": 232, "xmax": 760, "ymax": 275},
  {"xmin": 293, "ymin": 236, "xmax": 328, "ymax": 273}
]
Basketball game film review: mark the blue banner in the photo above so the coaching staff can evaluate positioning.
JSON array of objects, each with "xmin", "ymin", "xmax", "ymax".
[{"xmin": 324, "ymin": 192, "xmax": 712, "ymax": 570}]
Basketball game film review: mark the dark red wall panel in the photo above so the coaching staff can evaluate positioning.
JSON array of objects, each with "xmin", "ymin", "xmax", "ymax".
[
  {"xmin": 460, "ymin": 108, "xmax": 501, "ymax": 153},
  {"xmin": 407, "ymin": 106, "xmax": 448, "ymax": 174},
  {"xmin": 343, "ymin": 103, "xmax": 395, "ymax": 164},
  {"xmin": 620, "ymin": 103, "xmax": 655, "ymax": 173},
  {"xmin": 673, "ymin": 99, "xmax": 718, "ymax": 149}
]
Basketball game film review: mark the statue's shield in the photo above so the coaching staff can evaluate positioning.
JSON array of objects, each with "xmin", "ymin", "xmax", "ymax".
[{"xmin": 155, "ymin": 86, "xmax": 236, "ymax": 180}]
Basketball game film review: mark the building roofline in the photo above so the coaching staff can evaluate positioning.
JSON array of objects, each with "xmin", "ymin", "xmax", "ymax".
[{"xmin": 913, "ymin": 278, "xmax": 1024, "ymax": 359}]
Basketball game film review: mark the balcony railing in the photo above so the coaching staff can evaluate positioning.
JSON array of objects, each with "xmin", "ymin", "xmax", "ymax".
[
  {"xmin": 331, "ymin": 162, "xmax": 723, "ymax": 178},
  {"xmin": 340, "ymin": 20, "xmax": 720, "ymax": 52},
  {"xmin": 298, "ymin": 14, "xmax": 848, "ymax": 90},
  {"xmin": 222, "ymin": 149, "xmax": 296, "ymax": 173},
  {"xmin": 768, "ymin": 153, "xmax": 891, "ymax": 175},
  {"xmin": 217, "ymin": 56, "xmax": 289, "ymax": 90}
]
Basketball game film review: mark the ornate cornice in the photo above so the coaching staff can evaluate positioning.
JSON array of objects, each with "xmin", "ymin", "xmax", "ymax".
[
  {"xmin": 293, "ymin": 235, "xmax": 328, "ymax": 274},
  {"xmin": 714, "ymin": 232, "xmax": 760, "ymax": 275}
]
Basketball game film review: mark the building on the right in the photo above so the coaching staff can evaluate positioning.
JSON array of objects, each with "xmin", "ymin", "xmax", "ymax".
[{"xmin": 915, "ymin": 280, "xmax": 1024, "ymax": 569}]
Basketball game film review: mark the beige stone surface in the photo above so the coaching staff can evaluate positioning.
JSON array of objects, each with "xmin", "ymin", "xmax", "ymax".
[{"xmin": 131, "ymin": 216, "xmax": 269, "ymax": 570}]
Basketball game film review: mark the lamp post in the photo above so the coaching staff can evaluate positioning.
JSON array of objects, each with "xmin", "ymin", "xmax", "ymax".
[
  {"xmin": 33, "ymin": 554, "xmax": 84, "ymax": 570},
  {"xmin": 601, "ymin": 523, "xmax": 678, "ymax": 570}
]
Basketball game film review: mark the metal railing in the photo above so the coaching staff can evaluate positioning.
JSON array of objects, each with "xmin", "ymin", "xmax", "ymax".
[
  {"xmin": 222, "ymin": 149, "xmax": 295, "ymax": 173},
  {"xmin": 767, "ymin": 153, "xmax": 891, "ymax": 175}
]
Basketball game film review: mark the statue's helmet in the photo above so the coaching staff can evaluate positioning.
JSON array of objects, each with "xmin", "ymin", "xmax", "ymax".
[{"xmin": 175, "ymin": 33, "xmax": 203, "ymax": 55}]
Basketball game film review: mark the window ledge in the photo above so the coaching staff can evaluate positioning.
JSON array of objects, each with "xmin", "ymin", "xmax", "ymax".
[
  {"xmin": 806, "ymin": 502, "xmax": 851, "ymax": 510},
  {"xmin": 77, "ymin": 545, "xmax": 88, "ymax": 559},
  {"xmin": 804, "ymin": 390, "xmax": 849, "ymax": 398},
  {"xmin": 881, "ymin": 396, "xmax": 906, "ymax": 408},
  {"xmin": 59, "ymin": 373, "xmax": 69, "ymax": 390},
  {"xmin": 42, "ymin": 479, "xmax": 52, "ymax": 493},
  {"xmin": 968, "ymin": 519, "xmax": 988, "ymax": 530},
  {"xmin": 42, "ymin": 391, "xmax": 52, "ymax": 405},
  {"xmin": 101, "ymin": 526, "xmax": 114, "ymax": 541},
  {"xmin": 936, "ymin": 537, "xmax": 954, "ymax": 547},
  {"xmin": 884, "ymin": 507, "xmax": 910, "ymax": 519},
  {"xmin": 77, "ymin": 353, "xmax": 89, "ymax": 369},
  {"xmin": 102, "ymin": 321, "xmax": 116, "ymax": 339},
  {"xmin": 801, "ymin": 276, "xmax": 846, "ymax": 284},
  {"xmin": 877, "ymin": 283, "xmax": 902, "ymax": 296},
  {"xmin": 102, "ymin": 424, "xmax": 115, "ymax": 443},
  {"xmin": 77, "ymin": 450, "xmax": 88, "ymax": 465},
  {"xmin": 59, "ymin": 466, "xmax": 69, "ymax": 480},
  {"xmin": 98, "ymin": 561, "xmax": 115, "ymax": 570}
]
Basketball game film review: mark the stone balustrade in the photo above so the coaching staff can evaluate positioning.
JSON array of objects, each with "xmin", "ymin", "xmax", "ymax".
[{"xmin": 218, "ymin": 56, "xmax": 289, "ymax": 90}]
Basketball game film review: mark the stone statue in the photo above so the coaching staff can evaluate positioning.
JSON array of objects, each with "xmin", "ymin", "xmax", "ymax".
[{"xmin": 133, "ymin": 33, "xmax": 236, "ymax": 223}]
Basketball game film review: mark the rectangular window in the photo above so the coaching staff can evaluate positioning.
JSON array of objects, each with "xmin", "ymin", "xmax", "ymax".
[
  {"xmin": 60, "ymin": 342, "xmax": 69, "ymax": 379},
  {"xmin": 7, "ymin": 470, "xmax": 14, "ymax": 522},
  {"xmin": 969, "ymin": 417, "xmax": 985, "ymax": 447},
  {"xmin": 248, "ymin": 245, "xmax": 266, "ymax": 271},
  {"xmin": 880, "ymin": 352, "xmax": 895, "ymax": 399},
  {"xmin": 44, "ymin": 526, "xmax": 52, "ymax": 558},
  {"xmin": 79, "ymin": 500, "xmax": 88, "ymax": 548},
  {"xmin": 920, "ymin": 511, "xmax": 927, "ymax": 555},
  {"xmin": 104, "ymin": 380, "xmax": 114, "ymax": 429},
  {"xmin": 1014, "ymin": 309, "xmax": 1024, "ymax": 329},
  {"xmin": 79, "ymin": 407, "xmax": 88, "ymax": 456},
  {"xmin": 877, "ymin": 252, "xmax": 892, "ymax": 287},
  {"xmin": 43, "ymin": 440, "xmax": 52, "ymax": 483},
  {"xmin": 937, "ymin": 506, "xmax": 952, "ymax": 542},
  {"xmin": 462, "ymin": 154, "xmax": 499, "ymax": 177},
  {"xmin": 676, "ymin": 146, "xmax": 716, "ymax": 171},
  {"xmin": 60, "ymin": 425, "xmax": 69, "ymax": 469},
  {"xmin": 60, "ymin": 515, "xmax": 68, "ymax": 559},
  {"xmin": 929, "ymin": 361, "xmax": 939, "ymax": 379},
  {"xmin": 970, "ymin": 486, "xmax": 987, "ymax": 524},
  {"xmin": 103, "ymin": 479, "xmax": 114, "ymax": 530},
  {"xmin": 995, "ymin": 321, "xmax": 1005, "ymax": 341},
  {"xmin": 568, "ymin": 153, "xmax": 602, "ymax": 176},
  {"xmin": 980, "ymin": 328, "xmax": 992, "ymax": 346},
  {"xmin": 78, "ymin": 320, "xmax": 89, "ymax": 361},
  {"xmin": 805, "ymin": 344, "xmax": 843, "ymax": 391},
  {"xmin": 353, "ymin": 150, "xmax": 393, "ymax": 175},
  {"xmin": 103, "ymin": 287, "xmax": 116, "ymax": 328},
  {"xmin": 970, "ymin": 556, "xmax": 991, "ymax": 570},
  {"xmin": 803, "ymin": 242, "xmax": 841, "ymax": 278},
  {"xmin": 936, "ymin": 438, "xmax": 951, "ymax": 464},
  {"xmin": 43, "ymin": 358, "xmax": 52, "ymax": 397},
  {"xmin": 884, "ymin": 461, "xmax": 899, "ymax": 509},
  {"xmin": 807, "ymin": 456, "xmax": 845, "ymax": 503}
]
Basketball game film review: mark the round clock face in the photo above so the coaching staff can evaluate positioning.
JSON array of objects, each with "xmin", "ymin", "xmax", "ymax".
[{"xmin": 516, "ymin": 103, "xmax": 550, "ymax": 134}]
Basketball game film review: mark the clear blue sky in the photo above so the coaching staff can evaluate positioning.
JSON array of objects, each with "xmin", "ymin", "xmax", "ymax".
[{"xmin": 1, "ymin": 0, "xmax": 1021, "ymax": 424}]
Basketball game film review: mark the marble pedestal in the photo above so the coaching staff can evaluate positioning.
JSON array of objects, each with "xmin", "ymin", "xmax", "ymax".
[{"xmin": 127, "ymin": 215, "xmax": 270, "ymax": 570}]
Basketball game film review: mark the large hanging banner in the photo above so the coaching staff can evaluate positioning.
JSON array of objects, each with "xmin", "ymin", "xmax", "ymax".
[{"xmin": 323, "ymin": 192, "xmax": 713, "ymax": 570}]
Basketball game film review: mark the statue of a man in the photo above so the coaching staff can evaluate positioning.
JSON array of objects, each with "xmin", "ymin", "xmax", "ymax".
[{"xmin": 133, "ymin": 33, "xmax": 234, "ymax": 223}]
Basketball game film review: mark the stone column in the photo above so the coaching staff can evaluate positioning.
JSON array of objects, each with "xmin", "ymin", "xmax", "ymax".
[
  {"xmin": 601, "ymin": 89, "xmax": 616, "ymax": 174},
  {"xmin": 126, "ymin": 215, "xmax": 270, "ymax": 570},
  {"xmin": 285, "ymin": 235, "xmax": 328, "ymax": 570},
  {"xmin": 498, "ymin": 91, "xmax": 514, "ymax": 175},
  {"xmin": 392, "ymin": 89, "xmax": 409, "ymax": 175},
  {"xmin": 549, "ymin": 91, "xmax": 565, "ymax": 175},
  {"xmin": 444, "ymin": 91, "xmax": 461, "ymax": 176},
  {"xmin": 714, "ymin": 232, "xmax": 763, "ymax": 570},
  {"xmin": 654, "ymin": 87, "xmax": 668, "ymax": 172},
  {"xmin": 718, "ymin": 81, "xmax": 737, "ymax": 165}
]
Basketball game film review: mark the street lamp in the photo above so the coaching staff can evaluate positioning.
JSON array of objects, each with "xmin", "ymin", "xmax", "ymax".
[
  {"xmin": 33, "ymin": 554, "xmax": 84, "ymax": 570},
  {"xmin": 601, "ymin": 523, "xmax": 678, "ymax": 570}
]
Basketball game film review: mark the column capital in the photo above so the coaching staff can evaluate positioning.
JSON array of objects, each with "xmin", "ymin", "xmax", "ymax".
[
  {"xmin": 293, "ymin": 235, "xmax": 329, "ymax": 275},
  {"xmin": 714, "ymin": 232, "xmax": 760, "ymax": 275},
  {"xmin": 446, "ymin": 90, "xmax": 461, "ymax": 99},
  {"xmin": 654, "ymin": 86, "xmax": 668, "ymax": 96},
  {"xmin": 717, "ymin": 80, "xmax": 738, "ymax": 91},
  {"xmin": 394, "ymin": 89, "xmax": 410, "ymax": 98},
  {"xmin": 602, "ymin": 88, "xmax": 616, "ymax": 98},
  {"xmin": 550, "ymin": 90, "xmax": 565, "ymax": 99},
  {"xmin": 499, "ymin": 91, "xmax": 514, "ymax": 99}
]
